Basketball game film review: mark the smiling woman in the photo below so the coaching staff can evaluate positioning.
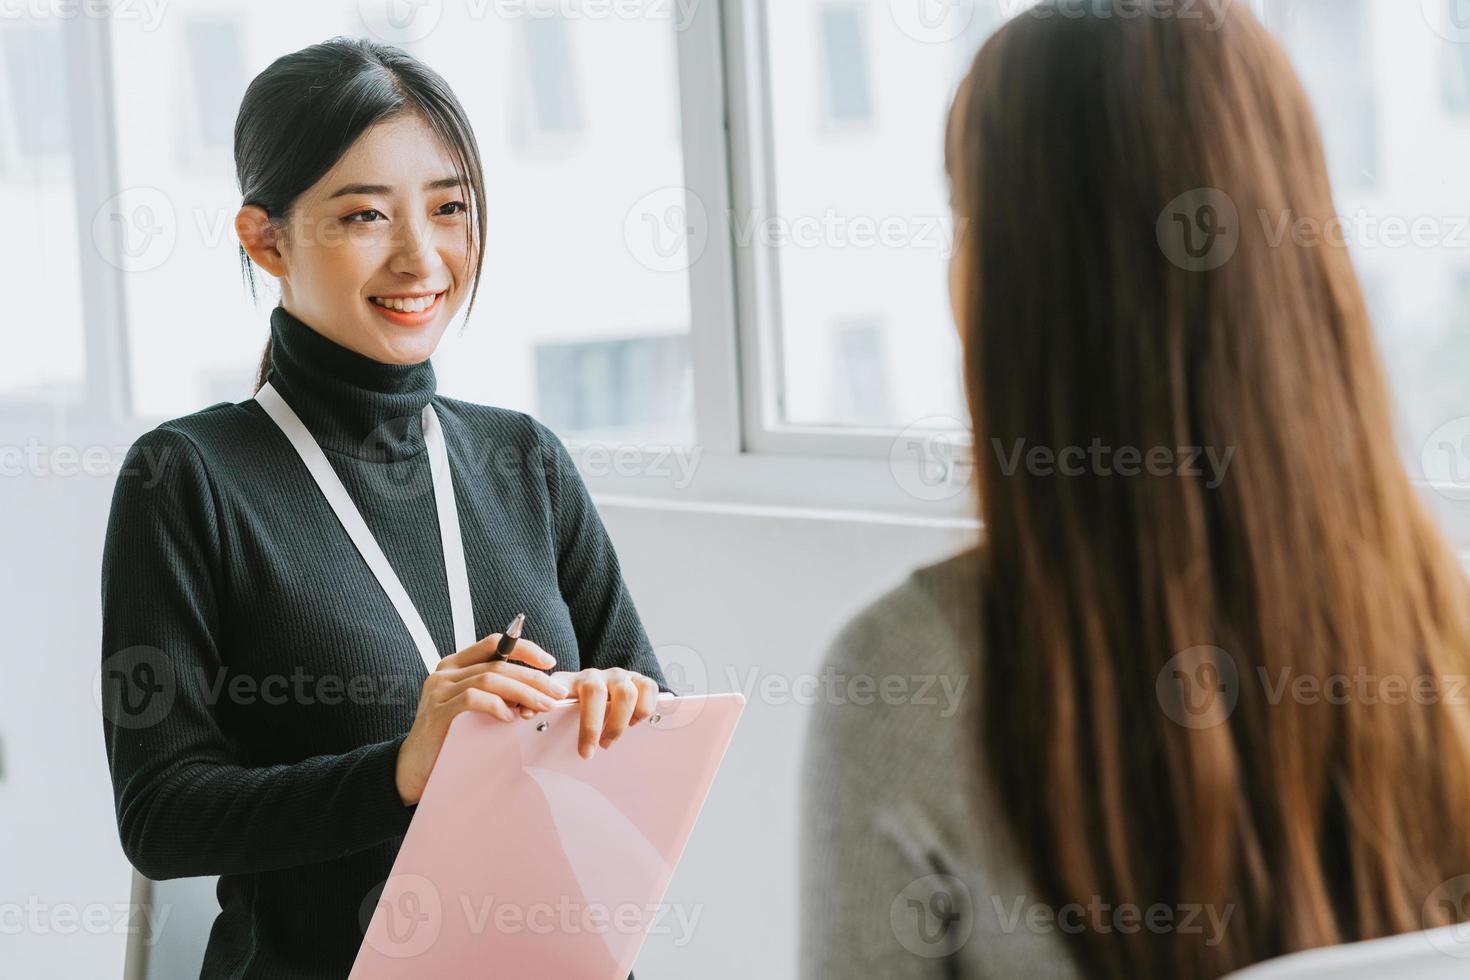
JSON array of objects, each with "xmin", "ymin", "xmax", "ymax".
[
  {"xmin": 231, "ymin": 39, "xmax": 487, "ymax": 373},
  {"xmin": 100, "ymin": 36, "xmax": 665, "ymax": 980}
]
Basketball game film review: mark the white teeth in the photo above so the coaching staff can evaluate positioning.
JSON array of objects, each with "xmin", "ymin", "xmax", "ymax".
[{"xmin": 371, "ymin": 294, "xmax": 437, "ymax": 313}]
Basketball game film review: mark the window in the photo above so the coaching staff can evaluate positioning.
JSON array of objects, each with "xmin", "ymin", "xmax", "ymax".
[
  {"xmin": 1261, "ymin": 0, "xmax": 1470, "ymax": 482},
  {"xmin": 1264, "ymin": 0, "xmax": 1377, "ymax": 189},
  {"xmin": 757, "ymin": 0, "xmax": 990, "ymax": 434},
  {"xmin": 535, "ymin": 335, "xmax": 691, "ymax": 439},
  {"xmin": 183, "ymin": 21, "xmax": 247, "ymax": 154},
  {"xmin": 831, "ymin": 319, "xmax": 890, "ymax": 424},
  {"xmin": 522, "ymin": 15, "xmax": 583, "ymax": 137},
  {"xmin": 18, "ymin": 0, "xmax": 1470, "ymax": 519},
  {"xmin": 1443, "ymin": 31, "xmax": 1470, "ymax": 113},
  {"xmin": 818, "ymin": 6, "xmax": 873, "ymax": 126},
  {"xmin": 2, "ymin": 27, "xmax": 68, "ymax": 159},
  {"xmin": 0, "ymin": 19, "xmax": 86, "ymax": 405}
]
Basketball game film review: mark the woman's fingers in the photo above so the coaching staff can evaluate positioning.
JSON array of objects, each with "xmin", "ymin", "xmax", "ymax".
[
  {"xmin": 458, "ymin": 687, "xmax": 515, "ymax": 723},
  {"xmin": 444, "ymin": 671, "xmax": 561, "ymax": 713},
  {"xmin": 598, "ymin": 671, "xmax": 641, "ymax": 749},
  {"xmin": 449, "ymin": 661, "xmax": 571, "ymax": 700},
  {"xmin": 631, "ymin": 675, "xmax": 659, "ymax": 726},
  {"xmin": 438, "ymin": 632, "xmax": 558, "ymax": 671},
  {"xmin": 575, "ymin": 673, "xmax": 609, "ymax": 759}
]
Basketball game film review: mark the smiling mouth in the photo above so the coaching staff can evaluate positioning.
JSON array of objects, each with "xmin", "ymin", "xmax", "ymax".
[{"xmin": 368, "ymin": 290, "xmax": 446, "ymax": 314}]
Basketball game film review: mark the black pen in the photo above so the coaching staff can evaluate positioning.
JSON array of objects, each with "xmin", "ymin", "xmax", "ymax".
[{"xmin": 490, "ymin": 613, "xmax": 525, "ymax": 662}]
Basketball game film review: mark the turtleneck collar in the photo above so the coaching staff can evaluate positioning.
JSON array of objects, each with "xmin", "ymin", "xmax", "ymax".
[{"xmin": 262, "ymin": 305, "xmax": 437, "ymax": 461}]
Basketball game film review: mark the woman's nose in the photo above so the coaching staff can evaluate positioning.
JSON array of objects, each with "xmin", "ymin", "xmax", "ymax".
[{"xmin": 388, "ymin": 219, "xmax": 438, "ymax": 277}]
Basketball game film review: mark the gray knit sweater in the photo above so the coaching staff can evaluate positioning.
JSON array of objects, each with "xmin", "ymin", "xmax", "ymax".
[{"xmin": 799, "ymin": 547, "xmax": 1081, "ymax": 979}]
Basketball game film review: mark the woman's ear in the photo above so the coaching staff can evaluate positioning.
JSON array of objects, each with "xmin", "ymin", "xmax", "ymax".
[{"xmin": 235, "ymin": 205, "xmax": 286, "ymax": 278}]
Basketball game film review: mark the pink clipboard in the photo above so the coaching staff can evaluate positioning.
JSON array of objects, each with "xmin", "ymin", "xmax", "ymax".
[{"xmin": 350, "ymin": 692, "xmax": 745, "ymax": 979}]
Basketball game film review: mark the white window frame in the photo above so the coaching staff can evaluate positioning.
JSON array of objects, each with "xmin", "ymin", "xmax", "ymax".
[{"xmin": 22, "ymin": 0, "xmax": 1470, "ymax": 540}]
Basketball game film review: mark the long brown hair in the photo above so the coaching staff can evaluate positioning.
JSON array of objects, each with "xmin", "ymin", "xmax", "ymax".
[{"xmin": 946, "ymin": 3, "xmax": 1470, "ymax": 976}]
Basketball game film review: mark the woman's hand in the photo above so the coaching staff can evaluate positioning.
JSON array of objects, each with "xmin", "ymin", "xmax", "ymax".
[
  {"xmin": 550, "ymin": 667, "xmax": 661, "ymax": 760},
  {"xmin": 394, "ymin": 633, "xmax": 571, "ymax": 805}
]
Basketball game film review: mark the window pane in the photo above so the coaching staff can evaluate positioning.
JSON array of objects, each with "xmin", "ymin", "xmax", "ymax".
[
  {"xmin": 1262, "ymin": 0, "xmax": 1470, "ymax": 483},
  {"xmin": 819, "ymin": 7, "xmax": 873, "ymax": 124},
  {"xmin": 109, "ymin": 5, "xmax": 692, "ymax": 444},
  {"xmin": 764, "ymin": 0, "xmax": 988, "ymax": 430},
  {"xmin": 0, "ymin": 18, "xmax": 86, "ymax": 404},
  {"xmin": 766, "ymin": 0, "xmax": 1470, "ymax": 477}
]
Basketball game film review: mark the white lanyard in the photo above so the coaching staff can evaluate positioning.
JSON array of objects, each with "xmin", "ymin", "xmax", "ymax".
[{"xmin": 256, "ymin": 381, "xmax": 475, "ymax": 674}]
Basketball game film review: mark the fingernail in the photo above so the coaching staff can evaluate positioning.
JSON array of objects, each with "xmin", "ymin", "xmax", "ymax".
[
  {"xmin": 552, "ymin": 685, "xmax": 571, "ymax": 698},
  {"xmin": 582, "ymin": 744, "xmax": 596, "ymax": 760}
]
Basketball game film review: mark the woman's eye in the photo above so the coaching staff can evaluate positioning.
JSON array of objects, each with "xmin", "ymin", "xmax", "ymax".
[
  {"xmin": 345, "ymin": 209, "xmax": 384, "ymax": 223},
  {"xmin": 437, "ymin": 201, "xmax": 467, "ymax": 216}
]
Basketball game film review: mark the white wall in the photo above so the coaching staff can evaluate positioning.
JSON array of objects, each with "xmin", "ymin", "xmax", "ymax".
[{"xmin": 0, "ymin": 443, "xmax": 974, "ymax": 978}]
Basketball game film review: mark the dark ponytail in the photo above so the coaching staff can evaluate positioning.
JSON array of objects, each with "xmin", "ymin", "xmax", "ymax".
[
  {"xmin": 233, "ymin": 37, "xmax": 488, "ymax": 392},
  {"xmin": 254, "ymin": 338, "xmax": 273, "ymax": 393}
]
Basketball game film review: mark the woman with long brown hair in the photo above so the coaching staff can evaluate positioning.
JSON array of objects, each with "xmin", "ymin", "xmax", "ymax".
[{"xmin": 801, "ymin": 2, "xmax": 1470, "ymax": 977}]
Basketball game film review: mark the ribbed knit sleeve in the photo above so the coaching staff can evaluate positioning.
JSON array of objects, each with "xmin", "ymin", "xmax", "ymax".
[
  {"xmin": 535, "ymin": 419, "xmax": 670, "ymax": 693},
  {"xmin": 100, "ymin": 426, "xmax": 417, "ymax": 882}
]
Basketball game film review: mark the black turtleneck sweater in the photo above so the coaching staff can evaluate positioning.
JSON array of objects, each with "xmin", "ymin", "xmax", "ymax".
[{"xmin": 100, "ymin": 306, "xmax": 667, "ymax": 979}]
